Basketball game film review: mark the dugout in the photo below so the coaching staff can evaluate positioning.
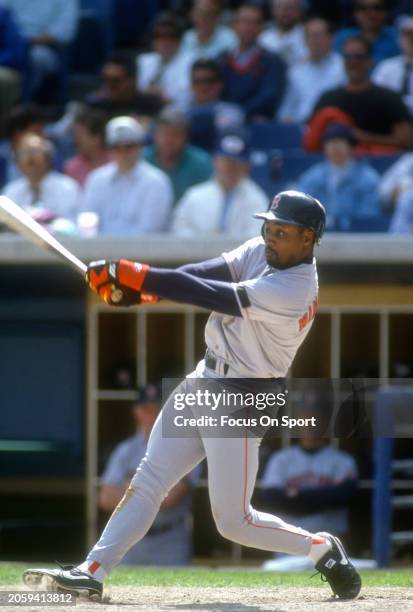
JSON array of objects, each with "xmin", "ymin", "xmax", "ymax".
[{"xmin": 1, "ymin": 234, "xmax": 413, "ymax": 564}]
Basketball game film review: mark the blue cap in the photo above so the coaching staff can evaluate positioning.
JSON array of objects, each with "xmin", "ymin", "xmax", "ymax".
[
  {"xmin": 322, "ymin": 123, "xmax": 358, "ymax": 146},
  {"xmin": 134, "ymin": 384, "xmax": 161, "ymax": 406},
  {"xmin": 214, "ymin": 133, "xmax": 250, "ymax": 161}
]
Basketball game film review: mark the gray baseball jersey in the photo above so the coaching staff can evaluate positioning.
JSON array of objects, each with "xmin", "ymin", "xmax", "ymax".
[
  {"xmin": 261, "ymin": 445, "xmax": 358, "ymax": 535},
  {"xmin": 203, "ymin": 236, "xmax": 319, "ymax": 378}
]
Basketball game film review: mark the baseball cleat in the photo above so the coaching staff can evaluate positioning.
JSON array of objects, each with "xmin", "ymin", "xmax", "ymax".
[
  {"xmin": 23, "ymin": 565, "xmax": 103, "ymax": 601},
  {"xmin": 313, "ymin": 532, "xmax": 361, "ymax": 600}
]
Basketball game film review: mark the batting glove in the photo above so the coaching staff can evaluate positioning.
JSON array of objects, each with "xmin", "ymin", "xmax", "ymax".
[{"xmin": 86, "ymin": 260, "xmax": 158, "ymax": 307}]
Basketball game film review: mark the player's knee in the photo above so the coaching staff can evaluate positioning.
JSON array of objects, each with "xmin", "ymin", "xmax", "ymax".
[
  {"xmin": 130, "ymin": 457, "xmax": 169, "ymax": 504},
  {"xmin": 213, "ymin": 508, "xmax": 245, "ymax": 542}
]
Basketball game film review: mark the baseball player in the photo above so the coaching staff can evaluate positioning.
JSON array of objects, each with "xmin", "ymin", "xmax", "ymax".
[{"xmin": 23, "ymin": 191, "xmax": 361, "ymax": 601}]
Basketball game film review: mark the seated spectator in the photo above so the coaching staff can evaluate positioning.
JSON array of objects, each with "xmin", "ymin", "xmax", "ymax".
[
  {"xmin": 389, "ymin": 188, "xmax": 413, "ymax": 232},
  {"xmin": 85, "ymin": 52, "xmax": 165, "ymax": 122},
  {"xmin": 0, "ymin": 7, "xmax": 27, "ymax": 116},
  {"xmin": 261, "ymin": 435, "xmax": 357, "ymax": 539},
  {"xmin": 99, "ymin": 385, "xmax": 199, "ymax": 566},
  {"xmin": 278, "ymin": 17, "xmax": 346, "ymax": 124},
  {"xmin": 137, "ymin": 12, "xmax": 194, "ymax": 111},
  {"xmin": 3, "ymin": 0, "xmax": 78, "ymax": 102},
  {"xmin": 3, "ymin": 133, "xmax": 79, "ymax": 226},
  {"xmin": 305, "ymin": 37, "xmax": 413, "ymax": 153},
  {"xmin": 219, "ymin": 3, "xmax": 286, "ymax": 120},
  {"xmin": 181, "ymin": 0, "xmax": 238, "ymax": 59},
  {"xmin": 187, "ymin": 58, "xmax": 245, "ymax": 151},
  {"xmin": 172, "ymin": 132, "xmax": 266, "ymax": 236},
  {"xmin": 81, "ymin": 116, "xmax": 173, "ymax": 236},
  {"xmin": 298, "ymin": 124, "xmax": 381, "ymax": 231},
  {"xmin": 0, "ymin": 104, "xmax": 45, "ymax": 185},
  {"xmin": 259, "ymin": 0, "xmax": 307, "ymax": 66},
  {"xmin": 335, "ymin": 0, "xmax": 399, "ymax": 68},
  {"xmin": 143, "ymin": 108, "xmax": 213, "ymax": 204},
  {"xmin": 373, "ymin": 17, "xmax": 413, "ymax": 116},
  {"xmin": 63, "ymin": 109, "xmax": 111, "ymax": 187},
  {"xmin": 380, "ymin": 152, "xmax": 413, "ymax": 207}
]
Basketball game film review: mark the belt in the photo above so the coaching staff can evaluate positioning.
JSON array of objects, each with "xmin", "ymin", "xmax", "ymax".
[
  {"xmin": 205, "ymin": 349, "xmax": 229, "ymax": 375},
  {"xmin": 146, "ymin": 516, "xmax": 185, "ymax": 537}
]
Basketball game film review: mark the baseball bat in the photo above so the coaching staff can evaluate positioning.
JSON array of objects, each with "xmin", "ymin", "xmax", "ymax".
[{"xmin": 0, "ymin": 195, "xmax": 87, "ymax": 275}]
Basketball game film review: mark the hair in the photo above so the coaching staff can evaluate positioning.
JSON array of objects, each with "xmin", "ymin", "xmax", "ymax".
[
  {"xmin": 156, "ymin": 107, "xmax": 188, "ymax": 130},
  {"xmin": 343, "ymin": 35, "xmax": 372, "ymax": 56},
  {"xmin": 152, "ymin": 12, "xmax": 185, "ymax": 39},
  {"xmin": 191, "ymin": 58, "xmax": 223, "ymax": 80},
  {"xmin": 237, "ymin": 1, "xmax": 266, "ymax": 20},
  {"xmin": 105, "ymin": 51, "xmax": 137, "ymax": 79},
  {"xmin": 4, "ymin": 104, "xmax": 45, "ymax": 140},
  {"xmin": 74, "ymin": 108, "xmax": 107, "ymax": 137},
  {"xmin": 304, "ymin": 16, "xmax": 333, "ymax": 35},
  {"xmin": 355, "ymin": 0, "xmax": 387, "ymax": 10}
]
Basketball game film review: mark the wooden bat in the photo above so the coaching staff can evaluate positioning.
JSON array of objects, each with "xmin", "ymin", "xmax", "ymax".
[
  {"xmin": 0, "ymin": 196, "xmax": 126, "ymax": 303},
  {"xmin": 0, "ymin": 195, "xmax": 87, "ymax": 275}
]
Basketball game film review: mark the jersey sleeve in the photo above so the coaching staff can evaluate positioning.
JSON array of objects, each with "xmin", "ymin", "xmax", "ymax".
[
  {"xmin": 236, "ymin": 271, "xmax": 309, "ymax": 322},
  {"xmin": 222, "ymin": 236, "xmax": 263, "ymax": 282},
  {"xmin": 100, "ymin": 444, "xmax": 129, "ymax": 486}
]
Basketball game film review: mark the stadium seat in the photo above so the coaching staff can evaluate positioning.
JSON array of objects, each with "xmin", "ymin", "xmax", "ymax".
[
  {"xmin": 250, "ymin": 150, "xmax": 323, "ymax": 197},
  {"xmin": 349, "ymin": 215, "xmax": 392, "ymax": 232},
  {"xmin": 249, "ymin": 123, "xmax": 304, "ymax": 150},
  {"xmin": 365, "ymin": 154, "xmax": 401, "ymax": 176}
]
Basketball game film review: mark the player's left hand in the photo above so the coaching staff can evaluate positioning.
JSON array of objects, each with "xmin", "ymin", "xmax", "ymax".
[{"xmin": 86, "ymin": 260, "xmax": 156, "ymax": 307}]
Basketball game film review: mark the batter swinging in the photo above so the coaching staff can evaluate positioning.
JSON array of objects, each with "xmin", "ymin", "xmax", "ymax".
[{"xmin": 23, "ymin": 191, "xmax": 361, "ymax": 601}]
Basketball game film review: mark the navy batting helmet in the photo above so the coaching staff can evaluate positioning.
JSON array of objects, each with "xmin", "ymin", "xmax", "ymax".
[{"xmin": 254, "ymin": 190, "xmax": 326, "ymax": 241}]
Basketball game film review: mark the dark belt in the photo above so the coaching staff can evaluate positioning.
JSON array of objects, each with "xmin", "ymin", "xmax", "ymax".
[
  {"xmin": 146, "ymin": 516, "xmax": 185, "ymax": 537},
  {"xmin": 205, "ymin": 350, "xmax": 229, "ymax": 375}
]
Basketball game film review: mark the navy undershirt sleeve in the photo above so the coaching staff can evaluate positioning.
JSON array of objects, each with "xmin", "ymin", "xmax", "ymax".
[
  {"xmin": 178, "ymin": 256, "xmax": 233, "ymax": 282},
  {"xmin": 142, "ymin": 267, "xmax": 244, "ymax": 316}
]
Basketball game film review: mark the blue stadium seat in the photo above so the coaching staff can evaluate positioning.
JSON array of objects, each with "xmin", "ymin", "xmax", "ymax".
[
  {"xmin": 250, "ymin": 150, "xmax": 322, "ymax": 197},
  {"xmin": 365, "ymin": 154, "xmax": 401, "ymax": 176},
  {"xmin": 249, "ymin": 123, "xmax": 304, "ymax": 150},
  {"xmin": 349, "ymin": 215, "xmax": 392, "ymax": 232},
  {"xmin": 80, "ymin": 0, "xmax": 113, "ymax": 17}
]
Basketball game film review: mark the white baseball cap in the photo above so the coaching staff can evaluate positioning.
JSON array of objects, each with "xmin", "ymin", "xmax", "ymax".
[{"xmin": 105, "ymin": 116, "xmax": 145, "ymax": 146}]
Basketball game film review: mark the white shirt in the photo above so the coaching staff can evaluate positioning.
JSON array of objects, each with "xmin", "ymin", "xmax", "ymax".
[
  {"xmin": 81, "ymin": 159, "xmax": 173, "ymax": 236},
  {"xmin": 3, "ymin": 171, "xmax": 80, "ymax": 220},
  {"xmin": 262, "ymin": 445, "xmax": 357, "ymax": 534},
  {"xmin": 137, "ymin": 51, "xmax": 194, "ymax": 111},
  {"xmin": 203, "ymin": 236, "xmax": 319, "ymax": 378},
  {"xmin": 1, "ymin": 0, "xmax": 78, "ymax": 43},
  {"xmin": 372, "ymin": 55, "xmax": 413, "ymax": 116},
  {"xmin": 181, "ymin": 25, "xmax": 238, "ymax": 59},
  {"xmin": 258, "ymin": 24, "xmax": 307, "ymax": 65},
  {"xmin": 171, "ymin": 177, "xmax": 266, "ymax": 238},
  {"xmin": 379, "ymin": 152, "xmax": 413, "ymax": 204},
  {"xmin": 278, "ymin": 52, "xmax": 346, "ymax": 123}
]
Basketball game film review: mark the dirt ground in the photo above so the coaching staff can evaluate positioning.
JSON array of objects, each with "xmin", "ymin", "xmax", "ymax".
[{"xmin": 1, "ymin": 585, "xmax": 413, "ymax": 612}]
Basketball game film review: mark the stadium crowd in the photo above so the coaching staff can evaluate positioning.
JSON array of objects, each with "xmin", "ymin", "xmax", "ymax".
[{"xmin": 1, "ymin": 0, "xmax": 413, "ymax": 235}]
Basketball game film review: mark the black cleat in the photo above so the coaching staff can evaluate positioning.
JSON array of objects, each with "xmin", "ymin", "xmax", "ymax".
[
  {"xmin": 23, "ymin": 565, "xmax": 103, "ymax": 601},
  {"xmin": 314, "ymin": 532, "xmax": 362, "ymax": 600}
]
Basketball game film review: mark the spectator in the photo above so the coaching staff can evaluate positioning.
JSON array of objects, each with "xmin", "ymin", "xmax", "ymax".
[
  {"xmin": 143, "ymin": 108, "xmax": 213, "ymax": 204},
  {"xmin": 278, "ymin": 18, "xmax": 346, "ymax": 124},
  {"xmin": 380, "ymin": 152, "xmax": 413, "ymax": 207},
  {"xmin": 99, "ymin": 385, "xmax": 199, "ymax": 566},
  {"xmin": 259, "ymin": 0, "xmax": 307, "ymax": 66},
  {"xmin": 0, "ymin": 7, "xmax": 27, "ymax": 116},
  {"xmin": 63, "ymin": 109, "xmax": 111, "ymax": 187},
  {"xmin": 85, "ymin": 52, "xmax": 165, "ymax": 122},
  {"xmin": 137, "ymin": 12, "xmax": 194, "ymax": 111},
  {"xmin": 3, "ymin": 133, "xmax": 79, "ymax": 225},
  {"xmin": 335, "ymin": 0, "xmax": 399, "ymax": 68},
  {"xmin": 219, "ymin": 3, "xmax": 287, "ymax": 120},
  {"xmin": 389, "ymin": 188, "xmax": 413, "ymax": 232},
  {"xmin": 373, "ymin": 16, "xmax": 413, "ymax": 116},
  {"xmin": 2, "ymin": 0, "xmax": 78, "ymax": 102},
  {"xmin": 305, "ymin": 37, "xmax": 413, "ymax": 153},
  {"xmin": 81, "ymin": 116, "xmax": 173, "ymax": 236},
  {"xmin": 0, "ymin": 104, "xmax": 45, "ymax": 185},
  {"xmin": 181, "ymin": 0, "xmax": 238, "ymax": 59},
  {"xmin": 172, "ymin": 132, "xmax": 266, "ymax": 236},
  {"xmin": 298, "ymin": 123, "xmax": 381, "ymax": 231},
  {"xmin": 187, "ymin": 58, "xmax": 245, "ymax": 151},
  {"xmin": 261, "ymin": 436, "xmax": 357, "ymax": 538}
]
